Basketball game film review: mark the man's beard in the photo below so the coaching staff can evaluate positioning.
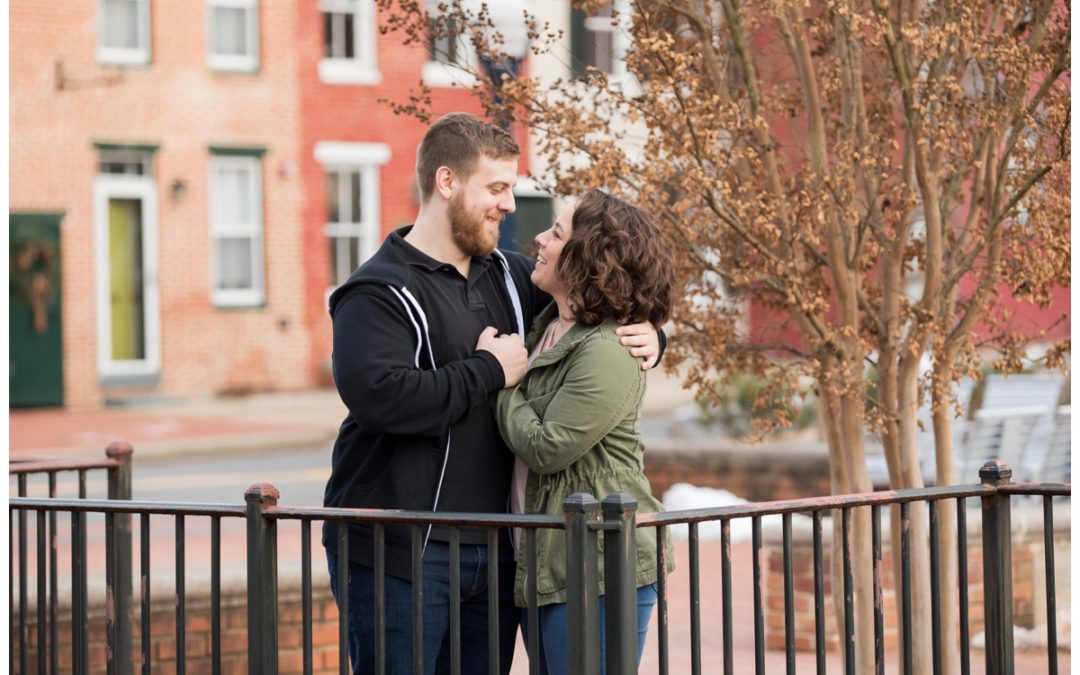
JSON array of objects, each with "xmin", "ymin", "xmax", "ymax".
[{"xmin": 449, "ymin": 192, "xmax": 501, "ymax": 257}]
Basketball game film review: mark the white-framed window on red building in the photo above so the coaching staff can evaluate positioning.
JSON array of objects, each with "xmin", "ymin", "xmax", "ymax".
[
  {"xmin": 315, "ymin": 142, "xmax": 391, "ymax": 289},
  {"xmin": 97, "ymin": 0, "xmax": 151, "ymax": 65},
  {"xmin": 209, "ymin": 153, "xmax": 265, "ymax": 307},
  {"xmin": 422, "ymin": 0, "xmax": 476, "ymax": 87},
  {"xmin": 318, "ymin": 0, "xmax": 381, "ymax": 85},
  {"xmin": 206, "ymin": 0, "xmax": 260, "ymax": 72}
]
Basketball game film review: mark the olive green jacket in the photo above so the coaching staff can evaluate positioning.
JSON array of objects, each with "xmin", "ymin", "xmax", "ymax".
[{"xmin": 495, "ymin": 304, "xmax": 673, "ymax": 607}]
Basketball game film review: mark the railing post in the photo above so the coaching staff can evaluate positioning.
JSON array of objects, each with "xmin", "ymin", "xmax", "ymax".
[
  {"xmin": 602, "ymin": 493, "xmax": 638, "ymax": 675},
  {"xmin": 106, "ymin": 441, "xmax": 134, "ymax": 675},
  {"xmin": 246, "ymin": 483, "xmax": 280, "ymax": 674},
  {"xmin": 979, "ymin": 461, "xmax": 1014, "ymax": 675},
  {"xmin": 565, "ymin": 493, "xmax": 600, "ymax": 675}
]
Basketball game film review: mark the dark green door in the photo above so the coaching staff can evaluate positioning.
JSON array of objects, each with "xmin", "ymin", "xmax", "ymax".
[{"xmin": 10, "ymin": 213, "xmax": 64, "ymax": 407}]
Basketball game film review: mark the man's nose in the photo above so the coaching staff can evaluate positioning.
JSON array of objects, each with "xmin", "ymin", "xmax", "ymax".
[{"xmin": 499, "ymin": 192, "xmax": 516, "ymax": 214}]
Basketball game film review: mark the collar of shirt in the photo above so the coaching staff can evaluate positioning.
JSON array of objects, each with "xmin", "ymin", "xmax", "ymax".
[{"xmin": 389, "ymin": 227, "xmax": 493, "ymax": 279}]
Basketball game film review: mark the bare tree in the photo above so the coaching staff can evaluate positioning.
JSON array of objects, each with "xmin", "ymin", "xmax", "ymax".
[{"xmin": 379, "ymin": 0, "xmax": 1070, "ymax": 671}]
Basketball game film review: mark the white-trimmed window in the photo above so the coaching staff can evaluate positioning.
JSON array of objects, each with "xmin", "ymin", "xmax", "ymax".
[
  {"xmin": 315, "ymin": 142, "xmax": 391, "ymax": 289},
  {"xmin": 422, "ymin": 0, "xmax": 476, "ymax": 87},
  {"xmin": 209, "ymin": 155, "xmax": 264, "ymax": 306},
  {"xmin": 318, "ymin": 0, "xmax": 381, "ymax": 85},
  {"xmin": 97, "ymin": 0, "xmax": 151, "ymax": 65},
  {"xmin": 570, "ymin": 0, "xmax": 630, "ymax": 85},
  {"xmin": 207, "ymin": 0, "xmax": 259, "ymax": 72}
]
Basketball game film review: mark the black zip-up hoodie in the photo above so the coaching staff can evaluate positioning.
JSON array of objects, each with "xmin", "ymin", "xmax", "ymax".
[{"xmin": 322, "ymin": 227, "xmax": 544, "ymax": 580}]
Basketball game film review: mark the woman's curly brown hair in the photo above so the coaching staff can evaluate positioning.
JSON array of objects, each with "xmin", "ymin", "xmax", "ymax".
[{"xmin": 557, "ymin": 189, "xmax": 678, "ymax": 327}]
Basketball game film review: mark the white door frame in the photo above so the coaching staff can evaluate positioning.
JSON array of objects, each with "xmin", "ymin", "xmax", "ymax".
[{"xmin": 94, "ymin": 175, "xmax": 161, "ymax": 378}]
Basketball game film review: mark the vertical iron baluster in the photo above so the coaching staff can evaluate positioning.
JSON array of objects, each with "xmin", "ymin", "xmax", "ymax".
[
  {"xmin": 412, "ymin": 526, "xmax": 424, "ymax": 675},
  {"xmin": 450, "ymin": 528, "xmax": 461, "ymax": 675},
  {"xmin": 10, "ymin": 506, "xmax": 15, "ymax": 675},
  {"xmin": 141, "ymin": 513, "xmax": 151, "ymax": 675},
  {"xmin": 843, "ymin": 508, "xmax": 854, "ymax": 675},
  {"xmin": 657, "ymin": 523, "xmax": 669, "ymax": 675},
  {"xmin": 812, "ymin": 511, "xmax": 825, "ymax": 675},
  {"xmin": 752, "ymin": 515, "xmax": 764, "ymax": 675},
  {"xmin": 374, "ymin": 523, "xmax": 385, "ymax": 675},
  {"xmin": 901, "ymin": 501, "xmax": 912, "ymax": 675},
  {"xmin": 302, "ymin": 519, "xmax": 312, "ymax": 675},
  {"xmin": 79, "ymin": 469, "xmax": 87, "ymax": 498},
  {"xmin": 979, "ymin": 462, "xmax": 1015, "ymax": 675},
  {"xmin": 783, "ymin": 513, "xmax": 795, "ymax": 675},
  {"xmin": 211, "ymin": 516, "xmax": 221, "ymax": 675},
  {"xmin": 337, "ymin": 524, "xmax": 349, "ymax": 675},
  {"xmin": 488, "ymin": 528, "xmax": 500, "ymax": 675},
  {"xmin": 721, "ymin": 519, "xmax": 733, "ymax": 675},
  {"xmin": 72, "ymin": 508, "xmax": 88, "ymax": 675},
  {"xmin": 872, "ymin": 504, "xmax": 884, "ymax": 674},
  {"xmin": 957, "ymin": 498, "xmax": 969, "ymax": 675},
  {"xmin": 106, "ymin": 509, "xmax": 117, "ymax": 673},
  {"xmin": 1042, "ymin": 496, "xmax": 1058, "ymax": 675},
  {"xmin": 689, "ymin": 522, "xmax": 701, "ymax": 675},
  {"xmin": 38, "ymin": 509, "xmax": 47, "ymax": 675},
  {"xmin": 18, "ymin": 475, "xmax": 28, "ymax": 675},
  {"xmin": 176, "ymin": 515, "xmax": 186, "ymax": 675},
  {"xmin": 526, "ymin": 527, "xmax": 540, "ymax": 675},
  {"xmin": 49, "ymin": 472, "xmax": 58, "ymax": 675},
  {"xmin": 930, "ymin": 501, "xmax": 942, "ymax": 675}
]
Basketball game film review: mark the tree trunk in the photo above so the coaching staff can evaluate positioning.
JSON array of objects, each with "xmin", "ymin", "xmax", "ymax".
[
  {"xmin": 820, "ymin": 373, "xmax": 876, "ymax": 674},
  {"xmin": 891, "ymin": 357, "xmax": 934, "ymax": 674},
  {"xmin": 932, "ymin": 367, "xmax": 961, "ymax": 674}
]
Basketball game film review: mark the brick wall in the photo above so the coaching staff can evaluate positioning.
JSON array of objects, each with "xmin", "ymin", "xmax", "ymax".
[
  {"xmin": 763, "ymin": 503, "xmax": 1071, "ymax": 652},
  {"xmin": 12, "ymin": 584, "xmax": 345, "ymax": 675},
  {"xmin": 644, "ymin": 438, "xmax": 833, "ymax": 502},
  {"xmin": 11, "ymin": 1, "xmax": 309, "ymax": 407}
]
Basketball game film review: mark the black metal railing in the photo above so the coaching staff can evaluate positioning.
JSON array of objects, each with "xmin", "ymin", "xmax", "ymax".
[
  {"xmin": 9, "ymin": 441, "xmax": 133, "ymax": 675},
  {"xmin": 9, "ymin": 459, "xmax": 1070, "ymax": 675}
]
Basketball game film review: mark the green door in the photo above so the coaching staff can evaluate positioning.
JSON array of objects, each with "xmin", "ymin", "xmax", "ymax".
[{"xmin": 10, "ymin": 213, "xmax": 64, "ymax": 407}]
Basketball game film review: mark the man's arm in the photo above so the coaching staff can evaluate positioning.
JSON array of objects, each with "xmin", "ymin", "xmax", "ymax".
[{"xmin": 332, "ymin": 289, "xmax": 522, "ymax": 437}]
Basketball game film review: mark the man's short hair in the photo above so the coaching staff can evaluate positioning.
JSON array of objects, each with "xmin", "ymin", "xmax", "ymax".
[{"xmin": 416, "ymin": 113, "xmax": 520, "ymax": 202}]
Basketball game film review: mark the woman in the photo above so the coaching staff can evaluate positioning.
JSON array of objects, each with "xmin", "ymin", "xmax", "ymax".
[{"xmin": 496, "ymin": 189, "xmax": 679, "ymax": 674}]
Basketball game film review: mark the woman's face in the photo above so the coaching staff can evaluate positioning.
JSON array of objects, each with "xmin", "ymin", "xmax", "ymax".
[{"xmin": 531, "ymin": 202, "xmax": 575, "ymax": 296}]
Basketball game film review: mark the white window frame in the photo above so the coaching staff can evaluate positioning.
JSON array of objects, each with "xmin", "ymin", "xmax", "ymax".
[
  {"xmin": 206, "ymin": 0, "xmax": 260, "ymax": 72},
  {"xmin": 318, "ymin": 0, "xmax": 382, "ymax": 85},
  {"xmin": 209, "ymin": 155, "xmax": 265, "ymax": 307},
  {"xmin": 575, "ymin": 0, "xmax": 634, "ymax": 90},
  {"xmin": 97, "ymin": 0, "xmax": 152, "ymax": 65},
  {"xmin": 94, "ymin": 175, "xmax": 161, "ymax": 378},
  {"xmin": 315, "ymin": 142, "xmax": 391, "ymax": 294},
  {"xmin": 422, "ymin": 0, "xmax": 477, "ymax": 88}
]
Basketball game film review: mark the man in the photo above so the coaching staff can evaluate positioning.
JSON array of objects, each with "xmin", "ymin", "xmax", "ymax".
[{"xmin": 323, "ymin": 112, "xmax": 662, "ymax": 675}]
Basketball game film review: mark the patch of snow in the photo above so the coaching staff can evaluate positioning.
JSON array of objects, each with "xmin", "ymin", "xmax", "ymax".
[{"xmin": 661, "ymin": 483, "xmax": 754, "ymax": 542}]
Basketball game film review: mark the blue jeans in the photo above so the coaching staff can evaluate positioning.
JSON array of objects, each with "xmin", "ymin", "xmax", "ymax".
[
  {"xmin": 521, "ymin": 584, "xmax": 658, "ymax": 675},
  {"xmin": 326, "ymin": 541, "xmax": 518, "ymax": 675}
]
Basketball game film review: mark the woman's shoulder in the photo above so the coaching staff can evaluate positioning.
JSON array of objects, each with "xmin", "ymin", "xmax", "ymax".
[{"xmin": 572, "ymin": 321, "xmax": 644, "ymax": 372}]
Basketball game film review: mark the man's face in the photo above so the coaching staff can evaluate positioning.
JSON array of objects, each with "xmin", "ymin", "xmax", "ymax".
[{"xmin": 449, "ymin": 155, "xmax": 518, "ymax": 257}]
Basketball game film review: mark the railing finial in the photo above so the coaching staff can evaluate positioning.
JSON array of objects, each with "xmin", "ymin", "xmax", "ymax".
[{"xmin": 979, "ymin": 461, "xmax": 1012, "ymax": 486}]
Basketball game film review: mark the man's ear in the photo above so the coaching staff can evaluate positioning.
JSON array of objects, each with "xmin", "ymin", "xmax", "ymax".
[{"xmin": 435, "ymin": 166, "xmax": 456, "ymax": 200}]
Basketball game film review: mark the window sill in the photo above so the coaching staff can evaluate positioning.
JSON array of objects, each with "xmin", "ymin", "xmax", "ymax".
[
  {"xmin": 212, "ymin": 291, "xmax": 266, "ymax": 309},
  {"xmin": 208, "ymin": 54, "xmax": 260, "ymax": 73},
  {"xmin": 318, "ymin": 59, "xmax": 382, "ymax": 86},
  {"xmin": 422, "ymin": 61, "xmax": 476, "ymax": 88},
  {"xmin": 95, "ymin": 47, "xmax": 151, "ymax": 67}
]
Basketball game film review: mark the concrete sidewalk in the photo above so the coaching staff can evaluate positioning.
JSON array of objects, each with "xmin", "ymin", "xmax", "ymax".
[{"xmin": 8, "ymin": 368, "xmax": 699, "ymax": 462}]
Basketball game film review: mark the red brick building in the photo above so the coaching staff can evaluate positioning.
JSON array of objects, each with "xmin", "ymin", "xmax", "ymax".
[
  {"xmin": 10, "ymin": 1, "xmax": 308, "ymax": 408},
  {"xmin": 10, "ymin": 1, "xmax": 555, "ymax": 408}
]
